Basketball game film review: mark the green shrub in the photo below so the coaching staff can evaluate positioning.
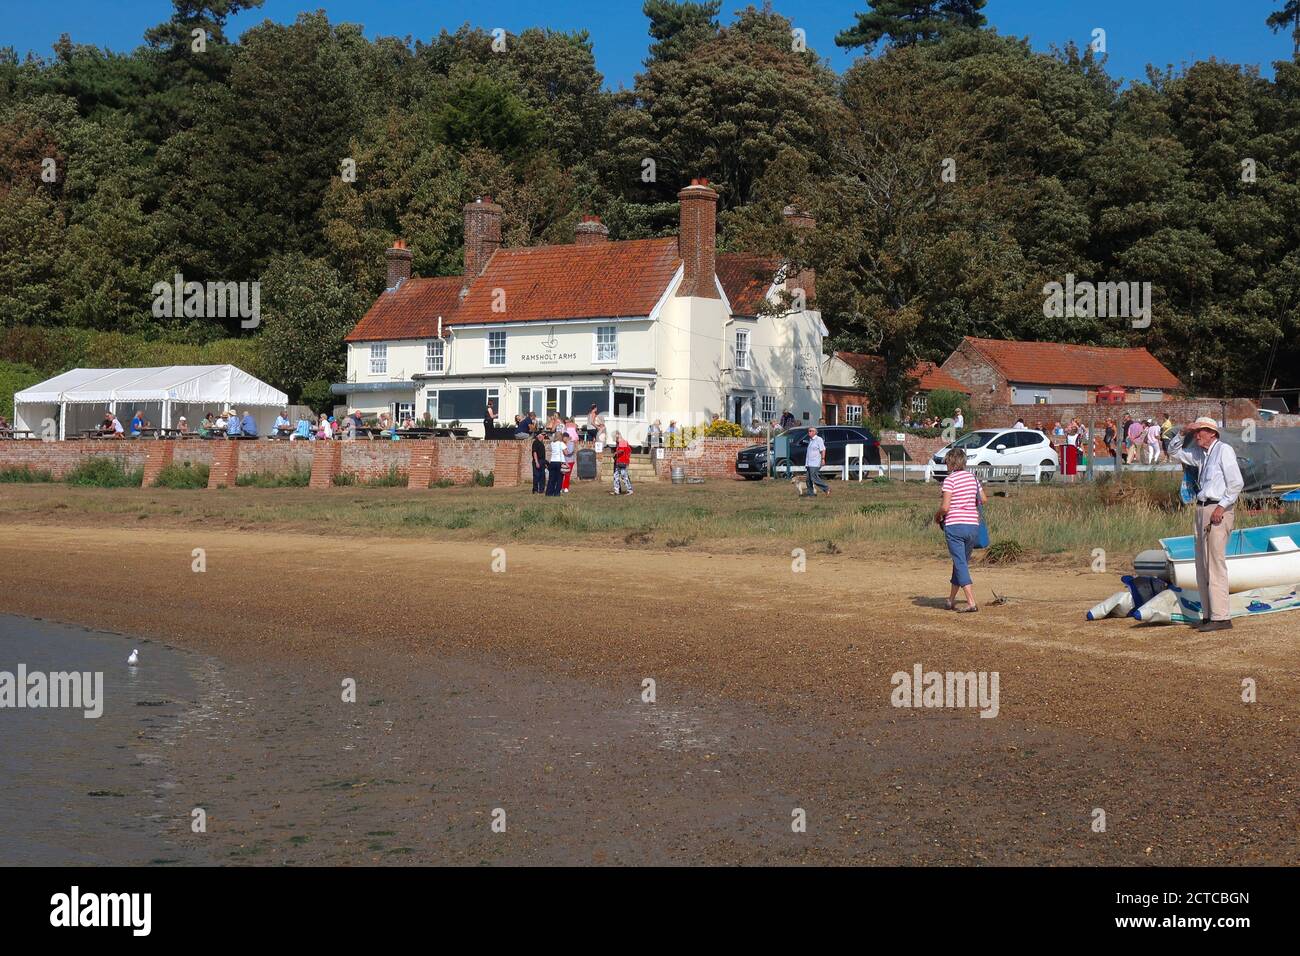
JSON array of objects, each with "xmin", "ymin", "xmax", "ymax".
[
  {"xmin": 0, "ymin": 361, "xmax": 45, "ymax": 422},
  {"xmin": 0, "ymin": 464, "xmax": 54, "ymax": 483},
  {"xmin": 236, "ymin": 465, "xmax": 311, "ymax": 487},
  {"xmin": 470, "ymin": 469, "xmax": 494, "ymax": 487},
  {"xmin": 65, "ymin": 457, "xmax": 143, "ymax": 487},
  {"xmin": 366, "ymin": 465, "xmax": 408, "ymax": 487},
  {"xmin": 984, "ymin": 540, "xmax": 1024, "ymax": 564},
  {"xmin": 925, "ymin": 390, "xmax": 971, "ymax": 428},
  {"xmin": 153, "ymin": 461, "xmax": 210, "ymax": 488},
  {"xmin": 332, "ymin": 470, "xmax": 358, "ymax": 486},
  {"xmin": 703, "ymin": 419, "xmax": 744, "ymax": 438},
  {"xmin": 431, "ymin": 478, "xmax": 454, "ymax": 488}
]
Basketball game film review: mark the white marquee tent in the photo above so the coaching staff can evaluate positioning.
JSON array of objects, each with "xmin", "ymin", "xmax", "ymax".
[{"xmin": 13, "ymin": 365, "xmax": 289, "ymax": 439}]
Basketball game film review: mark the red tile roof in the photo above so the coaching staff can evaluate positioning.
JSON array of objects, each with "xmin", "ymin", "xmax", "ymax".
[
  {"xmin": 913, "ymin": 360, "xmax": 971, "ymax": 394},
  {"xmin": 961, "ymin": 336, "xmax": 1181, "ymax": 390},
  {"xmin": 717, "ymin": 252, "xmax": 780, "ymax": 316},
  {"xmin": 448, "ymin": 238, "xmax": 682, "ymax": 326},
  {"xmin": 345, "ymin": 277, "xmax": 465, "ymax": 343},
  {"xmin": 832, "ymin": 353, "xmax": 970, "ymax": 393},
  {"xmin": 346, "ymin": 241, "xmax": 797, "ymax": 340}
]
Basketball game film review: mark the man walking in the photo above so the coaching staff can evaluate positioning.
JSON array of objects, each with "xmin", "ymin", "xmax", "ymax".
[
  {"xmin": 803, "ymin": 427, "xmax": 830, "ymax": 497},
  {"xmin": 1167, "ymin": 417, "xmax": 1244, "ymax": 632}
]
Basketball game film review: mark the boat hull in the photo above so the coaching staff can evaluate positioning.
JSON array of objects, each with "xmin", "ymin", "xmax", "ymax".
[
  {"xmin": 1169, "ymin": 552, "xmax": 1300, "ymax": 592},
  {"xmin": 1161, "ymin": 520, "xmax": 1300, "ymax": 593}
]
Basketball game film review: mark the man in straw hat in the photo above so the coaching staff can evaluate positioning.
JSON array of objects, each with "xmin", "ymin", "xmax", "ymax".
[{"xmin": 1166, "ymin": 416, "xmax": 1244, "ymax": 631}]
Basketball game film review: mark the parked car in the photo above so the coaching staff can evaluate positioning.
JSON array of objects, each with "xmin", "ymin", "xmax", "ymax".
[
  {"xmin": 929, "ymin": 428, "xmax": 1059, "ymax": 482},
  {"xmin": 735, "ymin": 426, "xmax": 881, "ymax": 479}
]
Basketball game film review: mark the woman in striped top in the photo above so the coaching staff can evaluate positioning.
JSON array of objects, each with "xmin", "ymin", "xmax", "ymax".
[{"xmin": 938, "ymin": 448, "xmax": 987, "ymax": 612}]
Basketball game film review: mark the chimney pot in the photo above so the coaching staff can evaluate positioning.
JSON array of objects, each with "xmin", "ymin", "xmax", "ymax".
[
  {"xmin": 676, "ymin": 179, "xmax": 719, "ymax": 299},
  {"xmin": 781, "ymin": 204, "xmax": 816, "ymax": 305},
  {"xmin": 575, "ymin": 214, "xmax": 609, "ymax": 246},
  {"xmin": 463, "ymin": 196, "xmax": 503, "ymax": 281},
  {"xmin": 385, "ymin": 239, "xmax": 413, "ymax": 289}
]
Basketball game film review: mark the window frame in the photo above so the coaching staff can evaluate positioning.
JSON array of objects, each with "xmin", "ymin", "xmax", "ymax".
[
  {"xmin": 734, "ymin": 328, "xmax": 750, "ymax": 371},
  {"xmin": 594, "ymin": 325, "xmax": 618, "ymax": 363},
  {"xmin": 369, "ymin": 343, "xmax": 388, "ymax": 376},
  {"xmin": 486, "ymin": 330, "xmax": 507, "ymax": 368},
  {"xmin": 845, "ymin": 404, "xmax": 863, "ymax": 425},
  {"xmin": 425, "ymin": 339, "xmax": 445, "ymax": 374}
]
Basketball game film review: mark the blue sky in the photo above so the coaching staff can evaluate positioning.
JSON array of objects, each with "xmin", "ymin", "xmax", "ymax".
[{"xmin": 4, "ymin": 0, "xmax": 1296, "ymax": 89}]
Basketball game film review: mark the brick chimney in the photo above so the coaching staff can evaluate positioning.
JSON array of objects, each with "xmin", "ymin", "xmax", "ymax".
[
  {"xmin": 463, "ymin": 195, "xmax": 503, "ymax": 281},
  {"xmin": 782, "ymin": 204, "xmax": 816, "ymax": 305},
  {"xmin": 575, "ymin": 215, "xmax": 609, "ymax": 245},
  {"xmin": 385, "ymin": 239, "xmax": 412, "ymax": 289},
  {"xmin": 676, "ymin": 178, "xmax": 719, "ymax": 299}
]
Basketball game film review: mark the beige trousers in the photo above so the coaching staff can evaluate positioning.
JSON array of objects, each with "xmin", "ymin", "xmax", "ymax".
[{"xmin": 1194, "ymin": 503, "xmax": 1235, "ymax": 621}]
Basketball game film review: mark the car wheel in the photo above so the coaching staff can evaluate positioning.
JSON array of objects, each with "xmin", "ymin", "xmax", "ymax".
[
  {"xmin": 774, "ymin": 457, "xmax": 791, "ymax": 478},
  {"xmin": 1038, "ymin": 459, "xmax": 1057, "ymax": 483}
]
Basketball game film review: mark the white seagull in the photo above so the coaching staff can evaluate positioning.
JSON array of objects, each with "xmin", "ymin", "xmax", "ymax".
[{"xmin": 127, "ymin": 649, "xmax": 139, "ymax": 666}]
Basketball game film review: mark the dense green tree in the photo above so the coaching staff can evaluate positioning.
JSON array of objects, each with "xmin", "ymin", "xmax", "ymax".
[
  {"xmin": 643, "ymin": 0, "xmax": 722, "ymax": 64},
  {"xmin": 256, "ymin": 254, "xmax": 365, "ymax": 401},
  {"xmin": 1267, "ymin": 2, "xmax": 1300, "ymax": 58},
  {"xmin": 836, "ymin": 0, "xmax": 988, "ymax": 52}
]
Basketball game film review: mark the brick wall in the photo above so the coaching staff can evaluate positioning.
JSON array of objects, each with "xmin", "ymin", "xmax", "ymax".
[
  {"xmin": 0, "ymin": 438, "xmax": 528, "ymax": 488},
  {"xmin": 972, "ymin": 398, "xmax": 1261, "ymax": 430},
  {"xmin": 653, "ymin": 438, "xmax": 755, "ymax": 479},
  {"xmin": 235, "ymin": 443, "xmax": 314, "ymax": 478},
  {"xmin": 0, "ymin": 441, "xmax": 150, "ymax": 479},
  {"xmin": 338, "ymin": 442, "xmax": 412, "ymax": 482},
  {"xmin": 940, "ymin": 340, "xmax": 1009, "ymax": 410}
]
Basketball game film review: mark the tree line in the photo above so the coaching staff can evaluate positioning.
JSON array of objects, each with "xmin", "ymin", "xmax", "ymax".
[{"xmin": 1, "ymin": 0, "xmax": 1298, "ymax": 411}]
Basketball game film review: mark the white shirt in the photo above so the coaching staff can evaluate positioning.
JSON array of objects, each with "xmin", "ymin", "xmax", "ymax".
[
  {"xmin": 549, "ymin": 440, "xmax": 566, "ymax": 463},
  {"xmin": 1013, "ymin": 421, "xmax": 1025, "ymax": 429},
  {"xmin": 805, "ymin": 435, "xmax": 826, "ymax": 468},
  {"xmin": 953, "ymin": 414, "xmax": 964, "ymax": 430},
  {"xmin": 1167, "ymin": 433, "xmax": 1244, "ymax": 507}
]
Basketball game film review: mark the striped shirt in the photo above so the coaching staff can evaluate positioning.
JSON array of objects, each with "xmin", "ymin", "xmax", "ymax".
[{"xmin": 942, "ymin": 470, "xmax": 981, "ymax": 526}]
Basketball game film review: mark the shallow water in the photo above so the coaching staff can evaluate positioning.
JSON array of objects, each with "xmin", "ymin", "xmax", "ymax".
[{"xmin": 0, "ymin": 614, "xmax": 208, "ymax": 865}]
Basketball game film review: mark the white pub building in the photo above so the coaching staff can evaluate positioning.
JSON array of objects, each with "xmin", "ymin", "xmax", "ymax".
[{"xmin": 336, "ymin": 180, "xmax": 825, "ymax": 441}]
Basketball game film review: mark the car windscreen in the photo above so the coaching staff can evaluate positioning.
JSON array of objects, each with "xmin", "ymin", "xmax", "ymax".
[{"xmin": 952, "ymin": 431, "xmax": 997, "ymax": 449}]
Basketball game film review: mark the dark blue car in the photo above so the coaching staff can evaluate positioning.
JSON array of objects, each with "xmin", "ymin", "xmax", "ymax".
[{"xmin": 735, "ymin": 426, "xmax": 881, "ymax": 479}]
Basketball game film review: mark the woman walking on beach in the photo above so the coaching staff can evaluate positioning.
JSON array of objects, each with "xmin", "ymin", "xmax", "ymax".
[{"xmin": 937, "ymin": 449, "xmax": 987, "ymax": 613}]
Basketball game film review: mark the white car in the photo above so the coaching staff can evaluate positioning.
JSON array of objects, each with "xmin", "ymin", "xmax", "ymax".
[{"xmin": 930, "ymin": 429, "xmax": 1060, "ymax": 482}]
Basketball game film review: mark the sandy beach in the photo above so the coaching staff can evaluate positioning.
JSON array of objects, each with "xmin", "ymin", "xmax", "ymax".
[{"xmin": 1, "ymin": 490, "xmax": 1297, "ymax": 865}]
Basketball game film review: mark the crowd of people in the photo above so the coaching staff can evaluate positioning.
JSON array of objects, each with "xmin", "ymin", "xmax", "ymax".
[{"xmin": 526, "ymin": 413, "xmax": 636, "ymax": 497}]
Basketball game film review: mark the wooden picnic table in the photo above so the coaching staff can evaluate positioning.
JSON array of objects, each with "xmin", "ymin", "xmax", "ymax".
[{"xmin": 0, "ymin": 428, "xmax": 36, "ymax": 440}]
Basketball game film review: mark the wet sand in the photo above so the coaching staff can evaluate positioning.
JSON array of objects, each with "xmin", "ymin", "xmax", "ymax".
[{"xmin": 0, "ymin": 521, "xmax": 1297, "ymax": 865}]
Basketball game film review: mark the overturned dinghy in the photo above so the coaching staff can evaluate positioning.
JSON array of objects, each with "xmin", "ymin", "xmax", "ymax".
[
  {"xmin": 1132, "ymin": 582, "xmax": 1300, "ymax": 624},
  {"xmin": 1088, "ymin": 579, "xmax": 1300, "ymax": 624}
]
